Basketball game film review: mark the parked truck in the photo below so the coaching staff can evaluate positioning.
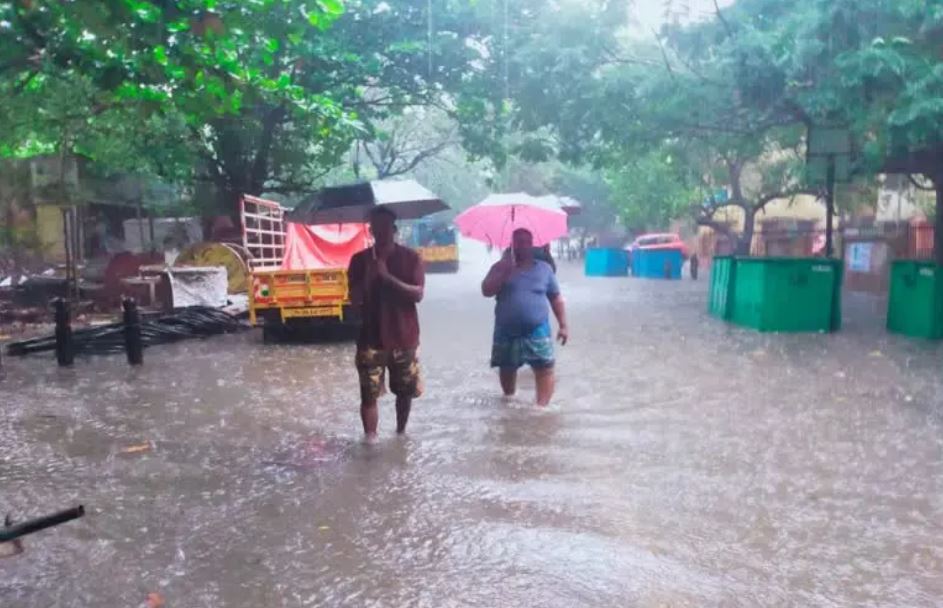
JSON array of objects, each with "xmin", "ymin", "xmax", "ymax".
[{"xmin": 241, "ymin": 195, "xmax": 369, "ymax": 341}]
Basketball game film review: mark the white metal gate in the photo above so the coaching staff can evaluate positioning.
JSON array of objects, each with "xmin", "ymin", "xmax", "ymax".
[{"xmin": 240, "ymin": 195, "xmax": 286, "ymax": 270}]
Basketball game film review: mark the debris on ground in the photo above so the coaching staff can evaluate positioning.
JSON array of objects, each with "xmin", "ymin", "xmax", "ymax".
[
  {"xmin": 5, "ymin": 306, "xmax": 248, "ymax": 357},
  {"xmin": 121, "ymin": 443, "xmax": 152, "ymax": 455}
]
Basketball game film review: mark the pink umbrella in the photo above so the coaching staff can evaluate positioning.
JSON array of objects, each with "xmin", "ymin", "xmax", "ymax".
[{"xmin": 454, "ymin": 193, "xmax": 569, "ymax": 248}]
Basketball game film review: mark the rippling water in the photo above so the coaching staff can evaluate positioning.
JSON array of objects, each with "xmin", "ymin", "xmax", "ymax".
[{"xmin": 1, "ymin": 244, "xmax": 942, "ymax": 607}]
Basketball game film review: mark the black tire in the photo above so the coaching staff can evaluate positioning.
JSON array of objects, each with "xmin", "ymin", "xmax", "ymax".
[
  {"xmin": 425, "ymin": 260, "xmax": 459, "ymax": 273},
  {"xmin": 262, "ymin": 324, "xmax": 282, "ymax": 343}
]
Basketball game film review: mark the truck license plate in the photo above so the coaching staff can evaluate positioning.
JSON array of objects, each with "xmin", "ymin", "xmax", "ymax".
[{"xmin": 283, "ymin": 307, "xmax": 338, "ymax": 319}]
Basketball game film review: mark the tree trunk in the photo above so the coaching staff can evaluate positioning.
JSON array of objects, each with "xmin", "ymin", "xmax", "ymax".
[
  {"xmin": 249, "ymin": 106, "xmax": 285, "ymax": 195},
  {"xmin": 935, "ymin": 178, "xmax": 943, "ymax": 267},
  {"xmin": 737, "ymin": 207, "xmax": 756, "ymax": 256}
]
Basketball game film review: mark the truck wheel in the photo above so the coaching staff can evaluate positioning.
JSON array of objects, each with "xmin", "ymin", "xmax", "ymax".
[{"xmin": 262, "ymin": 325, "xmax": 281, "ymax": 343}]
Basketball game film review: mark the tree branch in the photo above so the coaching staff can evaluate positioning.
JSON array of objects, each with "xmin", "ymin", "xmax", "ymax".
[
  {"xmin": 383, "ymin": 139, "xmax": 454, "ymax": 178},
  {"xmin": 692, "ymin": 201, "xmax": 736, "ymax": 236},
  {"xmin": 361, "ymin": 140, "xmax": 385, "ymax": 174},
  {"xmin": 754, "ymin": 187, "xmax": 822, "ymax": 211},
  {"xmin": 600, "ymin": 46, "xmax": 660, "ymax": 68},
  {"xmin": 652, "ymin": 28, "xmax": 677, "ymax": 83},
  {"xmin": 713, "ymin": 0, "xmax": 735, "ymax": 39}
]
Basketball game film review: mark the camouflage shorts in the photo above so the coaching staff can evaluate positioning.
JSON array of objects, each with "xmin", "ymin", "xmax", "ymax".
[{"xmin": 355, "ymin": 348, "xmax": 423, "ymax": 402}]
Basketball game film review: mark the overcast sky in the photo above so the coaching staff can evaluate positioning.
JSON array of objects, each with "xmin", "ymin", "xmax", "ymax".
[{"xmin": 629, "ymin": 0, "xmax": 736, "ymax": 35}]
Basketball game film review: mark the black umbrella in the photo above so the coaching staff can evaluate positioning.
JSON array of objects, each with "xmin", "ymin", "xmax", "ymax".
[{"xmin": 286, "ymin": 179, "xmax": 448, "ymax": 225}]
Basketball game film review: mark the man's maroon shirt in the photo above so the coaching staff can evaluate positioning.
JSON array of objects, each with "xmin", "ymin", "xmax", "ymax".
[{"xmin": 347, "ymin": 244, "xmax": 424, "ymax": 350}]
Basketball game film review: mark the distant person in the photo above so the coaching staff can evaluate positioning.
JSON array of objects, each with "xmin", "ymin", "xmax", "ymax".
[
  {"xmin": 556, "ymin": 238, "xmax": 567, "ymax": 260},
  {"xmin": 483, "ymin": 228, "xmax": 568, "ymax": 406},
  {"xmin": 347, "ymin": 207, "xmax": 425, "ymax": 443}
]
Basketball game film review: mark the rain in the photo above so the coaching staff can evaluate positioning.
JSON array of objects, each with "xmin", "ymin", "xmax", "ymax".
[{"xmin": 2, "ymin": 1, "xmax": 943, "ymax": 607}]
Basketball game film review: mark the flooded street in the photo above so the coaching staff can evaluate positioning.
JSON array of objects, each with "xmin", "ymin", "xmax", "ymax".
[{"xmin": 2, "ymin": 245, "xmax": 942, "ymax": 607}]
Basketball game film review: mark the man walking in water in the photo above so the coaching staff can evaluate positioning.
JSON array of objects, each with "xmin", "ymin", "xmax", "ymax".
[
  {"xmin": 348, "ymin": 207, "xmax": 425, "ymax": 442},
  {"xmin": 482, "ymin": 228, "xmax": 568, "ymax": 406}
]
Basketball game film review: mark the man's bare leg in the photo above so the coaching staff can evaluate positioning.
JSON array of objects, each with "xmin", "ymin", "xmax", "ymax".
[
  {"xmin": 534, "ymin": 367, "xmax": 555, "ymax": 406},
  {"xmin": 361, "ymin": 398, "xmax": 379, "ymax": 442},
  {"xmin": 499, "ymin": 368, "xmax": 518, "ymax": 397},
  {"xmin": 395, "ymin": 396, "xmax": 412, "ymax": 434}
]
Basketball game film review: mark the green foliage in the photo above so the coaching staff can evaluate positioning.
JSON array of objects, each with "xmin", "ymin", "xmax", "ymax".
[
  {"xmin": 605, "ymin": 149, "xmax": 695, "ymax": 232},
  {"xmin": 0, "ymin": 0, "xmax": 356, "ymax": 212},
  {"xmin": 454, "ymin": 0, "xmax": 628, "ymax": 167},
  {"xmin": 0, "ymin": 0, "xmax": 347, "ymax": 119},
  {"xmin": 486, "ymin": 0, "xmax": 943, "ymax": 254},
  {"xmin": 0, "ymin": 0, "xmax": 519, "ymax": 214},
  {"xmin": 548, "ymin": 166, "xmax": 617, "ymax": 233}
]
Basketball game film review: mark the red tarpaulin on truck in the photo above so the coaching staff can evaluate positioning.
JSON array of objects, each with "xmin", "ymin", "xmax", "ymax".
[{"xmin": 281, "ymin": 222, "xmax": 371, "ymax": 270}]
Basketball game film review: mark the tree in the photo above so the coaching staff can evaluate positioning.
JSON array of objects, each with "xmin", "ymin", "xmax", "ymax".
[
  {"xmin": 352, "ymin": 107, "xmax": 459, "ymax": 180},
  {"xmin": 453, "ymin": 0, "xmax": 629, "ymax": 168},
  {"xmin": 823, "ymin": 0, "xmax": 943, "ymax": 262},
  {"xmin": 1, "ymin": 0, "xmax": 506, "ymax": 215},
  {"xmin": 663, "ymin": 0, "xmax": 943, "ymax": 259},
  {"xmin": 587, "ymin": 40, "xmax": 821, "ymax": 252},
  {"xmin": 604, "ymin": 147, "xmax": 694, "ymax": 233},
  {"xmin": 1, "ymin": 0, "xmax": 354, "ymax": 211}
]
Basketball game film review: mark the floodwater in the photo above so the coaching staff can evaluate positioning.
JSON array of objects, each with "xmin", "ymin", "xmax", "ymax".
[{"xmin": 2, "ymin": 243, "xmax": 942, "ymax": 607}]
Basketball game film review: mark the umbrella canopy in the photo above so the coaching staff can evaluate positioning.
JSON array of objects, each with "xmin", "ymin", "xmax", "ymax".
[
  {"xmin": 286, "ymin": 179, "xmax": 448, "ymax": 225},
  {"xmin": 454, "ymin": 192, "xmax": 568, "ymax": 248}
]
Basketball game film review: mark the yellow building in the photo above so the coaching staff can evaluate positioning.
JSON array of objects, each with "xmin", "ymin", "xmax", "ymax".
[{"xmin": 694, "ymin": 193, "xmax": 838, "ymax": 259}]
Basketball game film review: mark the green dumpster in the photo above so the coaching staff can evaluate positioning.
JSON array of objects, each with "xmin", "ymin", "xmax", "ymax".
[
  {"xmin": 726, "ymin": 257, "xmax": 843, "ymax": 332},
  {"xmin": 708, "ymin": 256, "xmax": 735, "ymax": 320},
  {"xmin": 887, "ymin": 260, "xmax": 943, "ymax": 339}
]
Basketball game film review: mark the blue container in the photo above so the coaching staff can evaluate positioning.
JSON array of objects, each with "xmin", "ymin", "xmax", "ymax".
[
  {"xmin": 585, "ymin": 248, "xmax": 629, "ymax": 277},
  {"xmin": 632, "ymin": 248, "xmax": 683, "ymax": 279}
]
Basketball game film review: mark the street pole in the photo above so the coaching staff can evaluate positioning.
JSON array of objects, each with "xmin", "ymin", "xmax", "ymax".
[
  {"xmin": 53, "ymin": 298, "xmax": 74, "ymax": 367},
  {"xmin": 825, "ymin": 155, "xmax": 835, "ymax": 258},
  {"xmin": 122, "ymin": 298, "xmax": 143, "ymax": 366}
]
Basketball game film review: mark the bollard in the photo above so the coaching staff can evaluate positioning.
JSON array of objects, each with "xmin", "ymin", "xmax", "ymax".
[
  {"xmin": 690, "ymin": 254, "xmax": 699, "ymax": 280},
  {"xmin": 53, "ymin": 298, "xmax": 74, "ymax": 367},
  {"xmin": 663, "ymin": 258, "xmax": 672, "ymax": 280},
  {"xmin": 122, "ymin": 298, "xmax": 143, "ymax": 366}
]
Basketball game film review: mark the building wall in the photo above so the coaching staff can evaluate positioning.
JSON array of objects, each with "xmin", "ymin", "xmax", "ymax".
[
  {"xmin": 35, "ymin": 204, "xmax": 66, "ymax": 262},
  {"xmin": 694, "ymin": 194, "xmax": 832, "ymax": 260},
  {"xmin": 874, "ymin": 174, "xmax": 932, "ymax": 223},
  {"xmin": 700, "ymin": 194, "xmax": 829, "ymax": 232}
]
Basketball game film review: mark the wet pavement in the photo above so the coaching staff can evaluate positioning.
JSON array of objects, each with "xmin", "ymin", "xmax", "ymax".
[{"xmin": 2, "ymin": 245, "xmax": 942, "ymax": 607}]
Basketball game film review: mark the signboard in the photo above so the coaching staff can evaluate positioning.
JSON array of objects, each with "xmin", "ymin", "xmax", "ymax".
[
  {"xmin": 806, "ymin": 125, "xmax": 852, "ymax": 185},
  {"xmin": 808, "ymin": 127, "xmax": 852, "ymax": 156},
  {"xmin": 806, "ymin": 154, "xmax": 850, "ymax": 185},
  {"xmin": 847, "ymin": 242, "xmax": 873, "ymax": 273}
]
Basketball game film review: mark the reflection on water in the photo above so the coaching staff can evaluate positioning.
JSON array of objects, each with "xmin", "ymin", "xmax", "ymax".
[{"xmin": 1, "ymin": 244, "xmax": 942, "ymax": 606}]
